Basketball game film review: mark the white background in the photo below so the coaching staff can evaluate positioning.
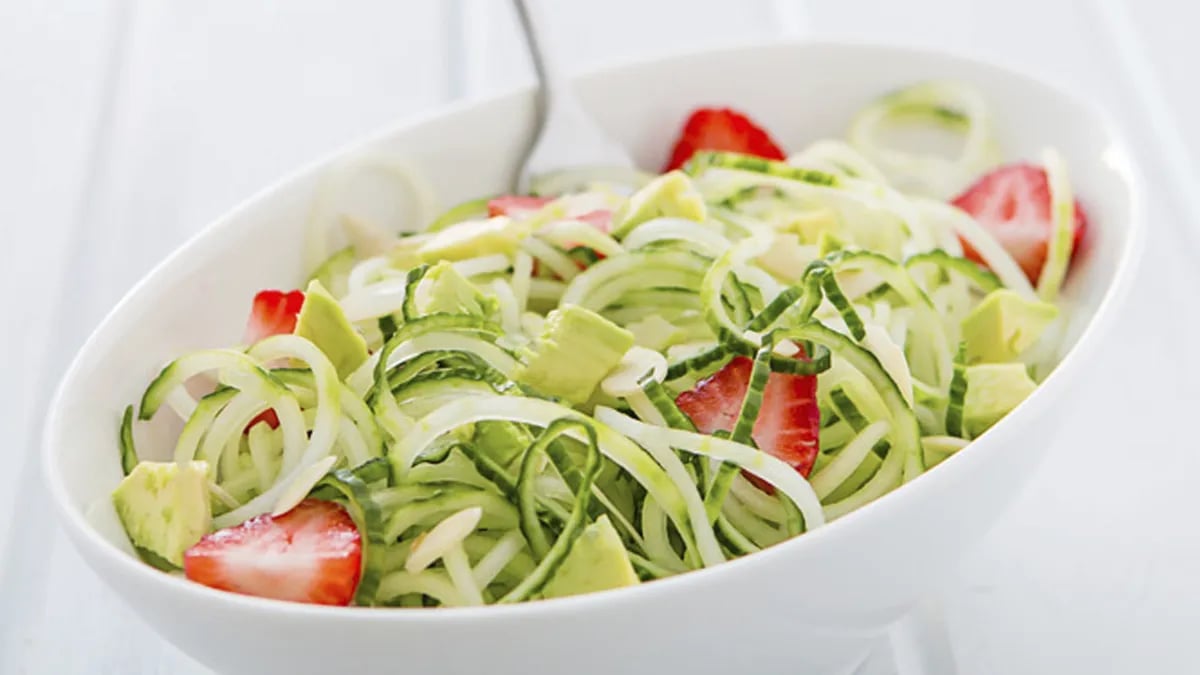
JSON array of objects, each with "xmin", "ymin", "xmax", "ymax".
[{"xmin": 3, "ymin": 1, "xmax": 1198, "ymax": 673}]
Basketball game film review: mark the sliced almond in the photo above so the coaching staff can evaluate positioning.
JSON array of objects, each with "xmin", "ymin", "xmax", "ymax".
[
  {"xmin": 862, "ymin": 323, "xmax": 914, "ymax": 406},
  {"xmin": 271, "ymin": 455, "xmax": 338, "ymax": 517},
  {"xmin": 405, "ymin": 506, "xmax": 484, "ymax": 574},
  {"xmin": 341, "ymin": 214, "xmax": 402, "ymax": 258},
  {"xmin": 773, "ymin": 339, "xmax": 801, "ymax": 357},
  {"xmin": 601, "ymin": 346, "xmax": 668, "ymax": 398}
]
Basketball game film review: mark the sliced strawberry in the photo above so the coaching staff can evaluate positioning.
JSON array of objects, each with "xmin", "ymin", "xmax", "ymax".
[
  {"xmin": 677, "ymin": 356, "xmax": 755, "ymax": 435},
  {"xmin": 663, "ymin": 107, "xmax": 787, "ymax": 172},
  {"xmin": 247, "ymin": 409, "xmax": 280, "ymax": 431},
  {"xmin": 676, "ymin": 355, "xmax": 820, "ymax": 491},
  {"xmin": 244, "ymin": 289, "xmax": 305, "ymax": 345},
  {"xmin": 487, "ymin": 195, "xmax": 553, "ymax": 218},
  {"xmin": 577, "ymin": 209, "xmax": 612, "ymax": 234},
  {"xmin": 526, "ymin": 209, "xmax": 614, "ymax": 278},
  {"xmin": 184, "ymin": 499, "xmax": 362, "ymax": 606},
  {"xmin": 951, "ymin": 163, "xmax": 1088, "ymax": 284},
  {"xmin": 561, "ymin": 209, "xmax": 613, "ymax": 267},
  {"xmin": 752, "ymin": 367, "xmax": 821, "ymax": 485},
  {"xmin": 241, "ymin": 290, "xmax": 303, "ymax": 433}
]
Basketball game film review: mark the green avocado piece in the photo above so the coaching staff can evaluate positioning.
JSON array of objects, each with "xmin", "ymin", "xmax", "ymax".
[
  {"xmin": 961, "ymin": 289, "xmax": 1058, "ymax": 364},
  {"xmin": 777, "ymin": 206, "xmax": 840, "ymax": 245},
  {"xmin": 417, "ymin": 216, "xmax": 530, "ymax": 262},
  {"xmin": 112, "ymin": 461, "xmax": 212, "ymax": 568},
  {"xmin": 385, "ymin": 235, "xmax": 430, "ymax": 270},
  {"xmin": 472, "ymin": 420, "xmax": 534, "ymax": 467},
  {"xmin": 625, "ymin": 314, "xmax": 686, "ymax": 352},
  {"xmin": 414, "ymin": 261, "xmax": 498, "ymax": 319},
  {"xmin": 963, "ymin": 363, "xmax": 1038, "ymax": 437},
  {"xmin": 610, "ymin": 171, "xmax": 707, "ymax": 239},
  {"xmin": 295, "ymin": 279, "xmax": 369, "ymax": 379},
  {"xmin": 541, "ymin": 515, "xmax": 639, "ymax": 599},
  {"xmin": 307, "ymin": 246, "xmax": 357, "ymax": 299},
  {"xmin": 514, "ymin": 304, "xmax": 634, "ymax": 405},
  {"xmin": 816, "ymin": 230, "xmax": 848, "ymax": 257},
  {"xmin": 756, "ymin": 233, "xmax": 818, "ymax": 283}
]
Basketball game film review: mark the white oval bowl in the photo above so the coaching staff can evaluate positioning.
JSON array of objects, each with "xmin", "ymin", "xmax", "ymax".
[{"xmin": 44, "ymin": 42, "xmax": 1143, "ymax": 675}]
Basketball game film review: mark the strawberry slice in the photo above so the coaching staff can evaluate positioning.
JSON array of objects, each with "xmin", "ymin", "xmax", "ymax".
[
  {"xmin": 184, "ymin": 499, "xmax": 362, "ymax": 606},
  {"xmin": 241, "ymin": 289, "xmax": 304, "ymax": 432},
  {"xmin": 487, "ymin": 195, "xmax": 553, "ymax": 218},
  {"xmin": 496, "ymin": 205, "xmax": 612, "ymax": 277},
  {"xmin": 488, "ymin": 197, "xmax": 610, "ymax": 235},
  {"xmin": 564, "ymin": 209, "xmax": 613, "ymax": 266},
  {"xmin": 676, "ymin": 355, "xmax": 820, "ymax": 491},
  {"xmin": 663, "ymin": 107, "xmax": 787, "ymax": 172},
  {"xmin": 951, "ymin": 163, "xmax": 1088, "ymax": 284},
  {"xmin": 244, "ymin": 289, "xmax": 305, "ymax": 345},
  {"xmin": 577, "ymin": 209, "xmax": 612, "ymax": 234},
  {"xmin": 247, "ymin": 409, "xmax": 280, "ymax": 431}
]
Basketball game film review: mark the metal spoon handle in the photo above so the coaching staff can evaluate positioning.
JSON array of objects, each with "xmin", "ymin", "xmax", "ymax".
[
  {"xmin": 512, "ymin": 0, "xmax": 563, "ymax": 101},
  {"xmin": 510, "ymin": 0, "xmax": 633, "ymax": 192}
]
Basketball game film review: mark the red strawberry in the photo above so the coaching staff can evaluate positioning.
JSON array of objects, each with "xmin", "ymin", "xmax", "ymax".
[
  {"xmin": 184, "ymin": 500, "xmax": 362, "ymax": 606},
  {"xmin": 951, "ymin": 163, "xmax": 1088, "ymax": 284},
  {"xmin": 562, "ymin": 209, "xmax": 613, "ymax": 266},
  {"xmin": 526, "ymin": 209, "xmax": 614, "ymax": 277},
  {"xmin": 247, "ymin": 409, "xmax": 280, "ymax": 431},
  {"xmin": 676, "ymin": 355, "xmax": 820, "ymax": 491},
  {"xmin": 487, "ymin": 195, "xmax": 553, "ymax": 218},
  {"xmin": 577, "ymin": 209, "xmax": 612, "ymax": 233},
  {"xmin": 244, "ymin": 289, "xmax": 304, "ymax": 345},
  {"xmin": 663, "ymin": 107, "xmax": 787, "ymax": 172},
  {"xmin": 241, "ymin": 289, "xmax": 303, "ymax": 433}
]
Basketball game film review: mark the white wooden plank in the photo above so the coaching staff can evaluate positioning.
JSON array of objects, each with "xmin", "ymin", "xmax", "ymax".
[
  {"xmin": 459, "ymin": 0, "xmax": 781, "ymax": 97},
  {"xmin": 1115, "ymin": 0, "xmax": 1200, "ymax": 166},
  {"xmin": 0, "ymin": 0, "xmax": 123, "ymax": 560},
  {"xmin": 1094, "ymin": 0, "xmax": 1200, "ymax": 257},
  {"xmin": 0, "ymin": 2, "xmax": 130, "ymax": 672},
  {"xmin": 4, "ymin": 2, "xmax": 456, "ymax": 673},
  {"xmin": 804, "ymin": 0, "xmax": 1120, "ymax": 88},
  {"xmin": 801, "ymin": 2, "xmax": 1200, "ymax": 673},
  {"xmin": 76, "ymin": 0, "xmax": 455, "ymax": 331}
]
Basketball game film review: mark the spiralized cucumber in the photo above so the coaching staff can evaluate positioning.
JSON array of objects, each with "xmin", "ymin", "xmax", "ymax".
[
  {"xmin": 1037, "ymin": 148, "xmax": 1077, "ymax": 301},
  {"xmin": 848, "ymin": 81, "xmax": 999, "ymax": 198},
  {"xmin": 117, "ymin": 81, "xmax": 1082, "ymax": 608}
]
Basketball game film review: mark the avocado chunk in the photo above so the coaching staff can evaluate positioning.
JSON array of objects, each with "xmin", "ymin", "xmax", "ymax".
[
  {"xmin": 112, "ymin": 461, "xmax": 212, "ymax": 568},
  {"xmin": 384, "ymin": 234, "xmax": 430, "ymax": 270},
  {"xmin": 816, "ymin": 230, "xmax": 848, "ymax": 257},
  {"xmin": 514, "ymin": 304, "xmax": 634, "ymax": 405},
  {"xmin": 961, "ymin": 289, "xmax": 1058, "ymax": 364},
  {"xmin": 963, "ymin": 363, "xmax": 1038, "ymax": 437},
  {"xmin": 295, "ymin": 279, "xmax": 369, "ymax": 379},
  {"xmin": 776, "ymin": 206, "xmax": 840, "ymax": 245},
  {"xmin": 472, "ymin": 420, "xmax": 534, "ymax": 467},
  {"xmin": 756, "ymin": 233, "xmax": 819, "ymax": 283},
  {"xmin": 541, "ymin": 515, "xmax": 639, "ymax": 599},
  {"xmin": 414, "ymin": 261, "xmax": 498, "ymax": 319},
  {"xmin": 610, "ymin": 171, "xmax": 707, "ymax": 239},
  {"xmin": 307, "ymin": 246, "xmax": 357, "ymax": 299},
  {"xmin": 625, "ymin": 314, "xmax": 686, "ymax": 352},
  {"xmin": 417, "ymin": 216, "xmax": 530, "ymax": 262}
]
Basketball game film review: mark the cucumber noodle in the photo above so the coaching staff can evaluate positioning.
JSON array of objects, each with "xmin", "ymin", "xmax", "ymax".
[{"xmin": 119, "ymin": 82, "xmax": 1078, "ymax": 606}]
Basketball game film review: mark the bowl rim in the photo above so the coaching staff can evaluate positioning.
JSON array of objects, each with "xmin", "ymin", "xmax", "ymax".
[{"xmin": 43, "ymin": 37, "xmax": 1146, "ymax": 625}]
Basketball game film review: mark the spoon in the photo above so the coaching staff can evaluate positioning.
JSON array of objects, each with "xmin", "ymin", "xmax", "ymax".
[{"xmin": 510, "ymin": 0, "xmax": 634, "ymax": 193}]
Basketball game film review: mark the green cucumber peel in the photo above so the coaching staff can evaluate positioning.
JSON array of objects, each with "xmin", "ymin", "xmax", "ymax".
[
  {"xmin": 503, "ymin": 419, "xmax": 602, "ymax": 602},
  {"xmin": 119, "ymin": 405, "xmax": 138, "ymax": 476},
  {"xmin": 309, "ymin": 468, "xmax": 389, "ymax": 605}
]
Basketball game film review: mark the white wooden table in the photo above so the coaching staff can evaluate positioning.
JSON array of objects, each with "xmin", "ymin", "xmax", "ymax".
[{"xmin": 4, "ymin": 2, "xmax": 1198, "ymax": 673}]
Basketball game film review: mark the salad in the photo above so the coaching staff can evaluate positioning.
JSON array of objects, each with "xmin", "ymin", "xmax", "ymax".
[{"xmin": 111, "ymin": 82, "xmax": 1087, "ymax": 607}]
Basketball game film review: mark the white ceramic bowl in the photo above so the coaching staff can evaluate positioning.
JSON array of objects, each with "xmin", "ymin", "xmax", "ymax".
[{"xmin": 44, "ymin": 42, "xmax": 1143, "ymax": 675}]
